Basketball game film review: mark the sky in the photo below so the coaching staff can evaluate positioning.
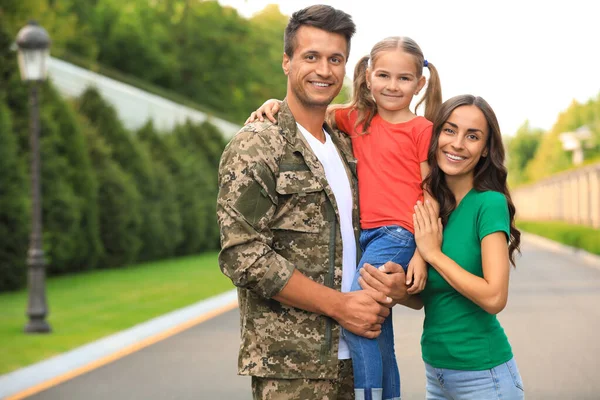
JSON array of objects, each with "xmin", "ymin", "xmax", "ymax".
[{"xmin": 217, "ymin": 0, "xmax": 600, "ymax": 136}]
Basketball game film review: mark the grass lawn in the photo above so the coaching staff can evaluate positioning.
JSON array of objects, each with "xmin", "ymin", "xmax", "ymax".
[
  {"xmin": 0, "ymin": 252, "xmax": 233, "ymax": 375},
  {"xmin": 518, "ymin": 220, "xmax": 600, "ymax": 256}
]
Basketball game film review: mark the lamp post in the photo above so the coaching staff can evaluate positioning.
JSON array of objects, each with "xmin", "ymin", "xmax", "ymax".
[
  {"xmin": 16, "ymin": 21, "xmax": 52, "ymax": 333},
  {"xmin": 559, "ymin": 126, "xmax": 592, "ymax": 166}
]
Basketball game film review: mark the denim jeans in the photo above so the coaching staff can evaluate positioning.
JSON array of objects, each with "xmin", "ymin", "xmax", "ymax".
[
  {"xmin": 342, "ymin": 225, "xmax": 416, "ymax": 400},
  {"xmin": 425, "ymin": 357, "xmax": 525, "ymax": 400}
]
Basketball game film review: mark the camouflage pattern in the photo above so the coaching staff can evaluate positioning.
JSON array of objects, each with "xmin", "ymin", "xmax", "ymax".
[
  {"xmin": 217, "ymin": 100, "xmax": 360, "ymax": 379},
  {"xmin": 251, "ymin": 359, "xmax": 354, "ymax": 399}
]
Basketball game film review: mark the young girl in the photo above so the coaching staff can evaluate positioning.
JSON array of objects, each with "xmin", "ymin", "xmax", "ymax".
[
  {"xmin": 247, "ymin": 36, "xmax": 442, "ymax": 400},
  {"xmin": 409, "ymin": 94, "xmax": 524, "ymax": 399}
]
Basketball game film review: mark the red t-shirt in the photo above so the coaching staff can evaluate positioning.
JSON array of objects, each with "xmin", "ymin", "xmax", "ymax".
[{"xmin": 335, "ymin": 108, "xmax": 433, "ymax": 233}]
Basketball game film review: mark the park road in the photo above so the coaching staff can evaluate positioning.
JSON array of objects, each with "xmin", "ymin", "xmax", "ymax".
[{"xmin": 28, "ymin": 238, "xmax": 600, "ymax": 400}]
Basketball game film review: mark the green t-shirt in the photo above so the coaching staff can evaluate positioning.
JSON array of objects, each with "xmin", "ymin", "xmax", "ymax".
[{"xmin": 420, "ymin": 189, "xmax": 513, "ymax": 370}]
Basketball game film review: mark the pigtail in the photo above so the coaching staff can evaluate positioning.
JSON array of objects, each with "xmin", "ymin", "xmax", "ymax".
[
  {"xmin": 352, "ymin": 55, "xmax": 377, "ymax": 134},
  {"xmin": 416, "ymin": 61, "xmax": 442, "ymax": 123}
]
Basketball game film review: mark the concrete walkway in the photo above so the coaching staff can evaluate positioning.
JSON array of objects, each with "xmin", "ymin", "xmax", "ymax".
[
  {"xmin": 0, "ymin": 291, "xmax": 239, "ymax": 399},
  {"xmin": 2, "ymin": 234, "xmax": 600, "ymax": 399}
]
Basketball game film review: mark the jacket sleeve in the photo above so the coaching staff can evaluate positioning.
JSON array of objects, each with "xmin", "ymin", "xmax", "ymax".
[{"xmin": 216, "ymin": 129, "xmax": 295, "ymax": 299}]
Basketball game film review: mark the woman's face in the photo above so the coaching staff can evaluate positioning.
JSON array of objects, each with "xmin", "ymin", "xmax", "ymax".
[{"xmin": 436, "ymin": 105, "xmax": 489, "ymax": 181}]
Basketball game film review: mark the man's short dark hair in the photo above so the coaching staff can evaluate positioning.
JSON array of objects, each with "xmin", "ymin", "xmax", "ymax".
[{"xmin": 284, "ymin": 5, "xmax": 356, "ymax": 59}]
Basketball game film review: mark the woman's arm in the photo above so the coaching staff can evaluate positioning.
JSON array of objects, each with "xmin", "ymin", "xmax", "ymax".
[
  {"xmin": 413, "ymin": 201, "xmax": 510, "ymax": 314},
  {"xmin": 405, "ymin": 161, "xmax": 436, "ymax": 294}
]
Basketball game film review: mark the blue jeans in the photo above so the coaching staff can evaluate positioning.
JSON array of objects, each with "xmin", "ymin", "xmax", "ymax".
[
  {"xmin": 425, "ymin": 357, "xmax": 525, "ymax": 400},
  {"xmin": 342, "ymin": 225, "xmax": 416, "ymax": 400}
]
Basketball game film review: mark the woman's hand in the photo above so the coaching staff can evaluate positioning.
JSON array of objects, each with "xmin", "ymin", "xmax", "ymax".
[
  {"xmin": 244, "ymin": 99, "xmax": 282, "ymax": 125},
  {"xmin": 413, "ymin": 200, "xmax": 443, "ymax": 263}
]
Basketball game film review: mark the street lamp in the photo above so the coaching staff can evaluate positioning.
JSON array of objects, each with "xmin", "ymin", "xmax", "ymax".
[
  {"xmin": 559, "ymin": 126, "xmax": 592, "ymax": 166},
  {"xmin": 16, "ymin": 21, "xmax": 52, "ymax": 333}
]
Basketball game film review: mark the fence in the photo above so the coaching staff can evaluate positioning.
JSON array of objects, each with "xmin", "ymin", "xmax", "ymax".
[
  {"xmin": 512, "ymin": 162, "xmax": 600, "ymax": 229},
  {"xmin": 47, "ymin": 57, "xmax": 241, "ymax": 138}
]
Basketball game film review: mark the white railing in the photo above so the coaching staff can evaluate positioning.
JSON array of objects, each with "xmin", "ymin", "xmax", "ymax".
[{"xmin": 48, "ymin": 57, "xmax": 240, "ymax": 138}]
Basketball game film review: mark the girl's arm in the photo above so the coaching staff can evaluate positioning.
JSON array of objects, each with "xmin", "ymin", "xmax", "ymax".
[
  {"xmin": 405, "ymin": 161, "xmax": 435, "ymax": 294},
  {"xmin": 245, "ymin": 99, "xmax": 282, "ymax": 124},
  {"xmin": 413, "ymin": 201, "xmax": 510, "ymax": 315},
  {"xmin": 246, "ymin": 101, "xmax": 351, "ymax": 140},
  {"xmin": 325, "ymin": 107, "xmax": 338, "ymax": 130}
]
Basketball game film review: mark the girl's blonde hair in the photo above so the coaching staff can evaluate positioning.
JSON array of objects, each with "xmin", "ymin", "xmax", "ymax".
[{"xmin": 331, "ymin": 36, "xmax": 442, "ymax": 134}]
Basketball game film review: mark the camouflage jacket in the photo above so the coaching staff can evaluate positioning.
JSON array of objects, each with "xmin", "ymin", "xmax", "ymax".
[{"xmin": 217, "ymin": 100, "xmax": 360, "ymax": 379}]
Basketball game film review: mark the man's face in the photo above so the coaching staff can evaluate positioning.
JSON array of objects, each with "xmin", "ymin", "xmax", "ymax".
[{"xmin": 283, "ymin": 26, "xmax": 348, "ymax": 108}]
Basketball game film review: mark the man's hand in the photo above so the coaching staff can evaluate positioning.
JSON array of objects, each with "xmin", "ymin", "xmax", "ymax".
[
  {"xmin": 358, "ymin": 261, "xmax": 410, "ymax": 306},
  {"xmin": 333, "ymin": 290, "xmax": 391, "ymax": 339}
]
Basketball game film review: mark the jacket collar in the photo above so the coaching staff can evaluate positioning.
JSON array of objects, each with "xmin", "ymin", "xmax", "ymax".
[{"xmin": 278, "ymin": 99, "xmax": 356, "ymax": 172}]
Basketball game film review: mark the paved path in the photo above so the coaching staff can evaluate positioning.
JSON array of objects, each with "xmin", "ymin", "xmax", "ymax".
[{"xmin": 20, "ymin": 238, "xmax": 600, "ymax": 399}]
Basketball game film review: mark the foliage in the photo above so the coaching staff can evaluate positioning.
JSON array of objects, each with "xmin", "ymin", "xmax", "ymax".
[
  {"xmin": 167, "ymin": 120, "xmax": 224, "ymax": 254},
  {"xmin": 522, "ymin": 95, "xmax": 600, "ymax": 184},
  {"xmin": 506, "ymin": 121, "xmax": 544, "ymax": 187},
  {"xmin": 136, "ymin": 122, "xmax": 184, "ymax": 259},
  {"xmin": 518, "ymin": 220, "xmax": 600, "ymax": 256},
  {"xmin": 25, "ymin": 0, "xmax": 292, "ymax": 123},
  {"xmin": 0, "ymin": 13, "xmax": 30, "ymax": 291},
  {"xmin": 76, "ymin": 88, "xmax": 144, "ymax": 267},
  {"xmin": 39, "ymin": 84, "xmax": 103, "ymax": 273},
  {"xmin": 0, "ymin": 101, "xmax": 30, "ymax": 291}
]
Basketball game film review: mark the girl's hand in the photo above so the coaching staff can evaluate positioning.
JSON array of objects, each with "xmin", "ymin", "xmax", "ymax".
[
  {"xmin": 244, "ymin": 99, "xmax": 282, "ymax": 125},
  {"xmin": 413, "ymin": 200, "xmax": 443, "ymax": 263},
  {"xmin": 406, "ymin": 253, "xmax": 427, "ymax": 294}
]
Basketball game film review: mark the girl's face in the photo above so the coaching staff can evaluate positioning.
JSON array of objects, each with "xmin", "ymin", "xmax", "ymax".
[
  {"xmin": 436, "ymin": 105, "xmax": 489, "ymax": 182},
  {"xmin": 366, "ymin": 50, "xmax": 426, "ymax": 116}
]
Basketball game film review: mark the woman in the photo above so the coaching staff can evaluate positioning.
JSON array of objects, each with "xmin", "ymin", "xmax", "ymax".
[{"xmin": 361, "ymin": 94, "xmax": 524, "ymax": 399}]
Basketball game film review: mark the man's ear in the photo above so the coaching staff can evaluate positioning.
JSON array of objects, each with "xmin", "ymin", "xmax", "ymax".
[{"xmin": 282, "ymin": 53, "xmax": 290, "ymax": 76}]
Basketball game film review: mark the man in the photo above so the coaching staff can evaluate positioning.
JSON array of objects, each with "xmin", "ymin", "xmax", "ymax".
[{"xmin": 217, "ymin": 5, "xmax": 397, "ymax": 399}]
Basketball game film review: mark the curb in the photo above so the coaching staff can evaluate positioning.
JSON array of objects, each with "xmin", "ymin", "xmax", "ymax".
[
  {"xmin": 0, "ymin": 289, "xmax": 238, "ymax": 400},
  {"xmin": 521, "ymin": 232, "xmax": 600, "ymax": 269}
]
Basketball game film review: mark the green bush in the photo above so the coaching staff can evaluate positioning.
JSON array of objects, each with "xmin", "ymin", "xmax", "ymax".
[
  {"xmin": 518, "ymin": 220, "xmax": 600, "ymax": 256},
  {"xmin": 83, "ymin": 124, "xmax": 142, "ymax": 267},
  {"xmin": 0, "ymin": 5, "xmax": 230, "ymax": 290},
  {"xmin": 40, "ymin": 84, "xmax": 103, "ymax": 273},
  {"xmin": 76, "ymin": 88, "xmax": 145, "ymax": 266},
  {"xmin": 169, "ymin": 121, "xmax": 224, "ymax": 253},
  {"xmin": 135, "ymin": 123, "xmax": 183, "ymax": 260},
  {"xmin": 0, "ymin": 101, "xmax": 30, "ymax": 291}
]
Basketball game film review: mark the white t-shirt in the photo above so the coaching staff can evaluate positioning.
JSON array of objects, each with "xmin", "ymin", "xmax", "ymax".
[{"xmin": 297, "ymin": 124, "xmax": 356, "ymax": 360}]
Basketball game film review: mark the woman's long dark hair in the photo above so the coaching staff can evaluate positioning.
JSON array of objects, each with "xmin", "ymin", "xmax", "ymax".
[{"xmin": 423, "ymin": 95, "xmax": 521, "ymax": 266}]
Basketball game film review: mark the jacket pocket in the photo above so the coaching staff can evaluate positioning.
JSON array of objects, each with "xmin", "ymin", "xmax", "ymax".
[
  {"xmin": 234, "ymin": 163, "xmax": 276, "ymax": 227},
  {"xmin": 272, "ymin": 171, "xmax": 323, "ymax": 233}
]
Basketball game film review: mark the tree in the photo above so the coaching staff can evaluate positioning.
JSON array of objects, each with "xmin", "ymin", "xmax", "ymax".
[
  {"xmin": 40, "ymin": 84, "xmax": 103, "ymax": 273},
  {"xmin": 77, "ymin": 88, "xmax": 144, "ymax": 267},
  {"xmin": 0, "ymin": 101, "xmax": 30, "ymax": 291},
  {"xmin": 506, "ymin": 121, "xmax": 543, "ymax": 187},
  {"xmin": 136, "ymin": 122, "xmax": 183, "ymax": 259},
  {"xmin": 81, "ymin": 120, "xmax": 142, "ymax": 268}
]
